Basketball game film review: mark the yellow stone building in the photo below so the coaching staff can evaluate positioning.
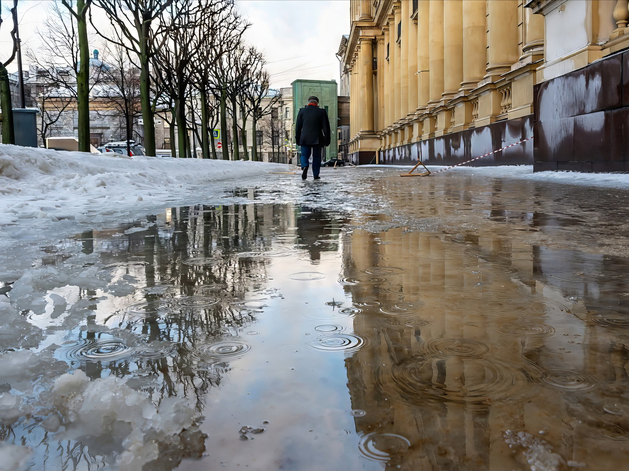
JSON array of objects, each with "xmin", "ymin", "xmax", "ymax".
[{"xmin": 344, "ymin": 0, "xmax": 629, "ymax": 170}]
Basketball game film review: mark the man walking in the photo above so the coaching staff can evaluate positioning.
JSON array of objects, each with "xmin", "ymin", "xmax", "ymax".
[{"xmin": 295, "ymin": 96, "xmax": 331, "ymax": 180}]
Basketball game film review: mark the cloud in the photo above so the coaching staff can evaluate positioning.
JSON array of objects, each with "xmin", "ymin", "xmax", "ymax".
[{"xmin": 236, "ymin": 0, "xmax": 349, "ymax": 89}]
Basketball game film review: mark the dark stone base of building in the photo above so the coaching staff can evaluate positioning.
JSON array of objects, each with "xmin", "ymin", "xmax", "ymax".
[
  {"xmin": 348, "ymin": 151, "xmax": 377, "ymax": 165},
  {"xmin": 534, "ymin": 48, "xmax": 629, "ymax": 173},
  {"xmin": 363, "ymin": 116, "xmax": 534, "ymax": 167}
]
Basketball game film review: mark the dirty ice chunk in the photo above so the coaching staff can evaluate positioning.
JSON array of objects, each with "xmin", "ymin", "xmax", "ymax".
[{"xmin": 0, "ymin": 443, "xmax": 33, "ymax": 471}]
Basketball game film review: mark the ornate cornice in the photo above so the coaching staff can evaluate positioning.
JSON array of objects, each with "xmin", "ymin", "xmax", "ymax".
[{"xmin": 525, "ymin": 0, "xmax": 568, "ymax": 15}]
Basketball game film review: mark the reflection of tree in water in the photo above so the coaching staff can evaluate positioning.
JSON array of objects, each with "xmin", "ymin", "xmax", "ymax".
[
  {"xmin": 24, "ymin": 203, "xmax": 293, "ymax": 470},
  {"xmin": 85, "ymin": 204, "xmax": 286, "ymax": 397}
]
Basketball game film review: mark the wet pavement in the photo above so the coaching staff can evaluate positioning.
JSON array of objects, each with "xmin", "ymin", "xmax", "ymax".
[{"xmin": 2, "ymin": 167, "xmax": 629, "ymax": 470}]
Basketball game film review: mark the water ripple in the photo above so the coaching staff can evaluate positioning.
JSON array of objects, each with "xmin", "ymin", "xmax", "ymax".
[
  {"xmin": 177, "ymin": 296, "xmax": 220, "ymax": 309},
  {"xmin": 363, "ymin": 267, "xmax": 405, "ymax": 276},
  {"xmin": 358, "ymin": 433, "xmax": 411, "ymax": 462},
  {"xmin": 338, "ymin": 276, "xmax": 384, "ymax": 286},
  {"xmin": 377, "ymin": 314, "xmax": 432, "ymax": 328},
  {"xmin": 57, "ymin": 338, "xmax": 135, "ymax": 364},
  {"xmin": 308, "ymin": 334, "xmax": 366, "ymax": 353},
  {"xmin": 592, "ymin": 313, "xmax": 629, "ymax": 327},
  {"xmin": 289, "ymin": 272, "xmax": 326, "ymax": 281},
  {"xmin": 314, "ymin": 324, "xmax": 344, "ymax": 333},
  {"xmin": 540, "ymin": 370, "xmax": 596, "ymax": 392},
  {"xmin": 201, "ymin": 340, "xmax": 251, "ymax": 358},
  {"xmin": 420, "ymin": 339, "xmax": 490, "ymax": 358},
  {"xmin": 497, "ymin": 321, "xmax": 556, "ymax": 337},
  {"xmin": 380, "ymin": 301, "xmax": 425, "ymax": 315},
  {"xmin": 389, "ymin": 356, "xmax": 527, "ymax": 404},
  {"xmin": 135, "ymin": 343, "xmax": 178, "ymax": 360}
]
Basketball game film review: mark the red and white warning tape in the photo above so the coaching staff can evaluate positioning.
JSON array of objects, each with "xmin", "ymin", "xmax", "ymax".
[{"xmin": 431, "ymin": 136, "xmax": 534, "ymax": 174}]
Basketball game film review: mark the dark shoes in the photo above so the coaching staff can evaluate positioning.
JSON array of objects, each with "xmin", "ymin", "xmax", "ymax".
[
  {"xmin": 301, "ymin": 166, "xmax": 309, "ymax": 180},
  {"xmin": 314, "ymin": 176, "xmax": 320, "ymax": 180}
]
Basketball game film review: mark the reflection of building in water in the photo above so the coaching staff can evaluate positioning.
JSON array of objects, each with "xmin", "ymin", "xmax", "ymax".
[{"xmin": 342, "ymin": 224, "xmax": 629, "ymax": 469}]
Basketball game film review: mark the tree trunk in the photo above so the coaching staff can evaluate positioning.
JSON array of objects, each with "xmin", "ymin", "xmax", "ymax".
[
  {"xmin": 175, "ymin": 99, "xmax": 187, "ymax": 158},
  {"xmin": 251, "ymin": 118, "xmax": 258, "ymax": 161},
  {"xmin": 230, "ymin": 97, "xmax": 239, "ymax": 160},
  {"xmin": 200, "ymin": 88, "xmax": 210, "ymax": 159},
  {"xmin": 0, "ymin": 65, "xmax": 15, "ymax": 144},
  {"xmin": 220, "ymin": 87, "xmax": 229, "ymax": 160},
  {"xmin": 170, "ymin": 108, "xmax": 176, "ymax": 158},
  {"xmin": 139, "ymin": 24, "xmax": 156, "ymax": 157},
  {"xmin": 210, "ymin": 116, "xmax": 218, "ymax": 160},
  {"xmin": 76, "ymin": 0, "xmax": 90, "ymax": 152},
  {"xmin": 241, "ymin": 107, "xmax": 249, "ymax": 161}
]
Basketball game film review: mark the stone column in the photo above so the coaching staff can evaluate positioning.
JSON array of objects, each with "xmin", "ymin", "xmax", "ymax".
[
  {"xmin": 408, "ymin": 5, "xmax": 418, "ymax": 115},
  {"xmin": 377, "ymin": 35, "xmax": 385, "ymax": 131},
  {"xmin": 429, "ymin": 0, "xmax": 444, "ymax": 105},
  {"xmin": 360, "ymin": 0, "xmax": 372, "ymax": 20},
  {"xmin": 442, "ymin": 0, "xmax": 463, "ymax": 101},
  {"xmin": 349, "ymin": 63, "xmax": 353, "ymax": 138},
  {"xmin": 486, "ymin": 0, "xmax": 519, "ymax": 78},
  {"xmin": 521, "ymin": 7, "xmax": 544, "ymax": 60},
  {"xmin": 393, "ymin": 4, "xmax": 402, "ymax": 123},
  {"xmin": 359, "ymin": 38, "xmax": 374, "ymax": 132},
  {"xmin": 400, "ymin": 0, "xmax": 410, "ymax": 118},
  {"xmin": 417, "ymin": 0, "xmax": 430, "ymax": 110},
  {"xmin": 460, "ymin": 0, "xmax": 486, "ymax": 91},
  {"xmin": 384, "ymin": 25, "xmax": 391, "ymax": 129}
]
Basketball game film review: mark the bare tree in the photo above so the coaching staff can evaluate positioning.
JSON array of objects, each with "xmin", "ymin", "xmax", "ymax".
[
  {"xmin": 233, "ymin": 46, "xmax": 264, "ymax": 161},
  {"xmin": 151, "ymin": 0, "xmax": 201, "ymax": 158},
  {"xmin": 60, "ymin": 0, "xmax": 93, "ymax": 152},
  {"xmin": 0, "ymin": 0, "xmax": 19, "ymax": 144},
  {"xmin": 27, "ymin": 1, "xmax": 105, "ymax": 146},
  {"xmin": 244, "ymin": 70, "xmax": 280, "ymax": 162},
  {"xmin": 92, "ymin": 0, "xmax": 175, "ymax": 157},
  {"xmin": 190, "ymin": 0, "xmax": 246, "ymax": 160},
  {"xmin": 98, "ymin": 44, "xmax": 141, "ymax": 156},
  {"xmin": 35, "ymin": 84, "xmax": 74, "ymax": 144}
]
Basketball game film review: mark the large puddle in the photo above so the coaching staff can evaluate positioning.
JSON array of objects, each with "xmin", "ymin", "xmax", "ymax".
[{"xmin": 2, "ymin": 168, "xmax": 629, "ymax": 470}]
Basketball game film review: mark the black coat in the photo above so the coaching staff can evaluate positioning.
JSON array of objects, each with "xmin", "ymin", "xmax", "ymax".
[{"xmin": 295, "ymin": 104, "xmax": 331, "ymax": 147}]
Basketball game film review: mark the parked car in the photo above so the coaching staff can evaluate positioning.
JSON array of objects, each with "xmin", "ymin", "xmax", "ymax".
[
  {"xmin": 321, "ymin": 158, "xmax": 345, "ymax": 167},
  {"xmin": 98, "ymin": 141, "xmax": 145, "ymax": 156}
]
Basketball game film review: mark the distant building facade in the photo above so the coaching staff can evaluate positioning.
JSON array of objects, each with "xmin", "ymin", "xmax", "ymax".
[{"xmin": 344, "ymin": 0, "xmax": 629, "ymax": 171}]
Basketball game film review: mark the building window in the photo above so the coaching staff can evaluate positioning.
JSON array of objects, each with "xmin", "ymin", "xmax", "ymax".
[
  {"xmin": 285, "ymin": 107, "xmax": 289, "ymax": 118},
  {"xmin": 397, "ymin": 21, "xmax": 401, "ymax": 42},
  {"xmin": 271, "ymin": 108, "xmax": 278, "ymax": 119},
  {"xmin": 412, "ymin": 0, "xmax": 418, "ymax": 15},
  {"xmin": 386, "ymin": 43, "xmax": 389, "ymax": 61}
]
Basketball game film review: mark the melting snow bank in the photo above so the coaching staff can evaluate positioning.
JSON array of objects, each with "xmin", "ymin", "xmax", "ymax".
[
  {"xmin": 0, "ymin": 345, "xmax": 204, "ymax": 471},
  {"xmin": 0, "ymin": 144, "xmax": 287, "ymax": 273},
  {"xmin": 0, "ymin": 144, "xmax": 285, "ymax": 230}
]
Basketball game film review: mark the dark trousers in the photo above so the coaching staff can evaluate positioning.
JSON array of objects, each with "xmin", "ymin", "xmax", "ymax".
[{"xmin": 300, "ymin": 145, "xmax": 322, "ymax": 177}]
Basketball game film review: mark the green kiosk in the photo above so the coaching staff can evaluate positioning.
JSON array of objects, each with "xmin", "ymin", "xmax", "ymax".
[{"xmin": 292, "ymin": 79, "xmax": 339, "ymax": 162}]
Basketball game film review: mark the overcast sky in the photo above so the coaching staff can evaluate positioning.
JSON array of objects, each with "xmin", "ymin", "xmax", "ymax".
[{"xmin": 0, "ymin": 0, "xmax": 349, "ymax": 90}]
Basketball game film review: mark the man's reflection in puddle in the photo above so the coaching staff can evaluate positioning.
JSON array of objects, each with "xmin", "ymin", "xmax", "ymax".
[{"xmin": 296, "ymin": 207, "xmax": 332, "ymax": 262}]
